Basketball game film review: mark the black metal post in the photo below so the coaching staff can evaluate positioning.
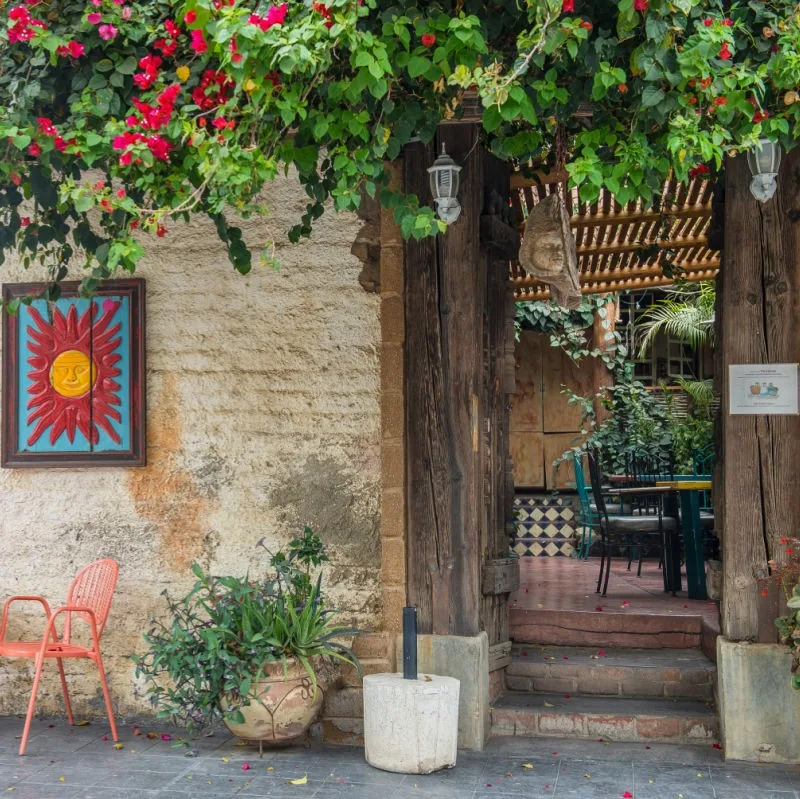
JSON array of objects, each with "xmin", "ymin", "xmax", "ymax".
[{"xmin": 402, "ymin": 606, "xmax": 417, "ymax": 679}]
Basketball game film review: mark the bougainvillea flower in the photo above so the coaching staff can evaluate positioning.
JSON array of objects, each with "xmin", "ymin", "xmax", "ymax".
[
  {"xmin": 56, "ymin": 40, "xmax": 85, "ymax": 58},
  {"xmin": 87, "ymin": 12, "xmax": 102, "ymax": 24},
  {"xmin": 266, "ymin": 3, "xmax": 288, "ymax": 26},
  {"xmin": 633, "ymin": 0, "xmax": 648, "ymax": 10},
  {"xmin": 184, "ymin": 9, "xmax": 197, "ymax": 23},
  {"xmin": 689, "ymin": 164, "xmax": 711, "ymax": 178},
  {"xmin": 190, "ymin": 29, "xmax": 208, "ymax": 53},
  {"xmin": 99, "ymin": 23, "xmax": 118, "ymax": 40},
  {"xmin": 421, "ymin": 33, "xmax": 436, "ymax": 46},
  {"xmin": 28, "ymin": 142, "xmax": 42, "ymax": 157},
  {"xmin": 719, "ymin": 43, "xmax": 732, "ymax": 59},
  {"xmin": 561, "ymin": 0, "xmax": 574, "ymax": 12}
]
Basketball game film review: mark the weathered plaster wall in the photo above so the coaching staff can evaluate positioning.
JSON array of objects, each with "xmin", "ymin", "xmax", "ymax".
[{"xmin": 0, "ymin": 175, "xmax": 383, "ymax": 719}]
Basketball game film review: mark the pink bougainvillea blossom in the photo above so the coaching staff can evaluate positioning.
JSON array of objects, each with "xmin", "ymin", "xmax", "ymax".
[
  {"xmin": 99, "ymin": 24, "xmax": 118, "ymax": 40},
  {"xmin": 250, "ymin": 3, "xmax": 289, "ymax": 30},
  {"xmin": 87, "ymin": 12, "xmax": 102, "ymax": 24},
  {"xmin": 190, "ymin": 29, "xmax": 207, "ymax": 53}
]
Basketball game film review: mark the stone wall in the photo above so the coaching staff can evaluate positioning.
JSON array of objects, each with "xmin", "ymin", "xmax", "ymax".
[{"xmin": 0, "ymin": 174, "xmax": 383, "ymax": 720}]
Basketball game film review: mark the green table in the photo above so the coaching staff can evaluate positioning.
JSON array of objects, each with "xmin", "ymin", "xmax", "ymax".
[{"xmin": 657, "ymin": 480, "xmax": 712, "ymax": 601}]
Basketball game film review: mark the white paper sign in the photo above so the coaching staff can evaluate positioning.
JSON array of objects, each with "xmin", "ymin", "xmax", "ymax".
[{"xmin": 729, "ymin": 363, "xmax": 799, "ymax": 415}]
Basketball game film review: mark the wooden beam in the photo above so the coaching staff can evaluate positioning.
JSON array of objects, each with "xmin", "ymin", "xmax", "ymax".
[
  {"xmin": 511, "ymin": 170, "xmax": 569, "ymax": 189},
  {"xmin": 571, "ymin": 206, "xmax": 710, "ymax": 228},
  {"xmin": 719, "ymin": 150, "xmax": 800, "ymax": 642},
  {"xmin": 575, "ymin": 236, "xmax": 709, "ymax": 258},
  {"xmin": 510, "ymin": 259, "xmax": 721, "ymax": 287},
  {"xmin": 514, "ymin": 268, "xmax": 719, "ymax": 299}
]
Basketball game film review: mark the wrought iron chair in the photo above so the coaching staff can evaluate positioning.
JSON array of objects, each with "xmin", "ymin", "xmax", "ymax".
[
  {"xmin": 0, "ymin": 559, "xmax": 120, "ymax": 755},
  {"xmin": 587, "ymin": 450, "xmax": 677, "ymax": 596},
  {"xmin": 573, "ymin": 453, "xmax": 632, "ymax": 560}
]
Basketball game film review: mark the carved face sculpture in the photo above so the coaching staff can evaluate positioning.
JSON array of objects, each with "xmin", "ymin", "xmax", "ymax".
[
  {"xmin": 50, "ymin": 349, "xmax": 96, "ymax": 398},
  {"xmin": 519, "ymin": 193, "xmax": 582, "ymax": 308}
]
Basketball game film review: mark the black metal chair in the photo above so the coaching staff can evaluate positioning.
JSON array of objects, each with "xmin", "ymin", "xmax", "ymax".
[{"xmin": 587, "ymin": 449, "xmax": 678, "ymax": 596}]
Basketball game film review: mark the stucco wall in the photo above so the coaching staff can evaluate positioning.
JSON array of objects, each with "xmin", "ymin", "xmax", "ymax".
[{"xmin": 0, "ymin": 175, "xmax": 383, "ymax": 719}]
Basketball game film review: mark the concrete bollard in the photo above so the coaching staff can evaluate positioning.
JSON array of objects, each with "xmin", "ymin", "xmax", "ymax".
[{"xmin": 363, "ymin": 672, "xmax": 460, "ymax": 774}]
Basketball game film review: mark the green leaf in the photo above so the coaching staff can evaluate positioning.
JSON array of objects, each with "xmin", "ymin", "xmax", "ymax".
[
  {"xmin": 407, "ymin": 56, "xmax": 432, "ymax": 78},
  {"xmin": 641, "ymin": 85, "xmax": 665, "ymax": 107},
  {"xmin": 117, "ymin": 56, "xmax": 138, "ymax": 75}
]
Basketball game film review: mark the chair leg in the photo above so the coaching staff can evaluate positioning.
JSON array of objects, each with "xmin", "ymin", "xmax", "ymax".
[
  {"xmin": 56, "ymin": 659, "xmax": 74, "ymax": 725},
  {"xmin": 602, "ymin": 547, "xmax": 612, "ymax": 596},
  {"xmin": 596, "ymin": 540, "xmax": 606, "ymax": 593},
  {"xmin": 19, "ymin": 655, "xmax": 46, "ymax": 756},
  {"xmin": 93, "ymin": 653, "xmax": 118, "ymax": 742}
]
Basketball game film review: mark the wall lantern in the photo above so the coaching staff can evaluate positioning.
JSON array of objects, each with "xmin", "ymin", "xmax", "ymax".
[
  {"xmin": 747, "ymin": 138, "xmax": 782, "ymax": 202},
  {"xmin": 427, "ymin": 144, "xmax": 462, "ymax": 224}
]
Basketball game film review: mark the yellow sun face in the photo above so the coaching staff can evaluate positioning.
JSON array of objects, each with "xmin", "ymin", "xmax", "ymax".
[{"xmin": 50, "ymin": 350, "xmax": 96, "ymax": 398}]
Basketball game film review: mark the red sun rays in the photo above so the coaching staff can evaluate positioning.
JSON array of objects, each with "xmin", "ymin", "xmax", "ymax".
[{"xmin": 25, "ymin": 301, "xmax": 123, "ymax": 447}]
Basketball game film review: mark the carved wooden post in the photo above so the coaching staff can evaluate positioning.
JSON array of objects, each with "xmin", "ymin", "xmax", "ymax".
[
  {"xmin": 403, "ymin": 126, "xmax": 519, "ymax": 641},
  {"xmin": 718, "ymin": 150, "xmax": 800, "ymax": 641}
]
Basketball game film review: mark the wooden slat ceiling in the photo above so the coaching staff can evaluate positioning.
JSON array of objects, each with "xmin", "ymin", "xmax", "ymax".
[{"xmin": 510, "ymin": 170, "xmax": 718, "ymax": 301}]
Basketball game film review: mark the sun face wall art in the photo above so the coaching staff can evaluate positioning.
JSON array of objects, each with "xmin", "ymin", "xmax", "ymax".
[{"xmin": 2, "ymin": 280, "xmax": 145, "ymax": 467}]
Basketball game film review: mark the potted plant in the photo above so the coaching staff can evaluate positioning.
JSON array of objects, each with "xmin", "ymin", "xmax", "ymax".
[{"xmin": 133, "ymin": 527, "xmax": 361, "ymax": 745}]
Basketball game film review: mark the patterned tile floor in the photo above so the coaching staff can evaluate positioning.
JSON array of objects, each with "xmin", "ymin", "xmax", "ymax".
[{"xmin": 0, "ymin": 718, "xmax": 797, "ymax": 798}]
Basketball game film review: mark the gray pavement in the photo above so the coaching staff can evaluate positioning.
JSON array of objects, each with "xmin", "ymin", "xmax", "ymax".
[{"xmin": 0, "ymin": 717, "xmax": 798, "ymax": 798}]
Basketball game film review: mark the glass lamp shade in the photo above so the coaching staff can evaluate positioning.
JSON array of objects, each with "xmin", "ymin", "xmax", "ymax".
[
  {"xmin": 747, "ymin": 139, "xmax": 781, "ymax": 202},
  {"xmin": 427, "ymin": 144, "xmax": 462, "ymax": 223}
]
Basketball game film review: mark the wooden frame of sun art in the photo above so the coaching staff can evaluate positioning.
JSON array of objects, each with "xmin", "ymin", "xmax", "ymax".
[{"xmin": 2, "ymin": 279, "xmax": 145, "ymax": 468}]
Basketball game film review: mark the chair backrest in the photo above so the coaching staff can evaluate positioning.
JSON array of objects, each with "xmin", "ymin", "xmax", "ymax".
[
  {"xmin": 65, "ymin": 559, "xmax": 119, "ymax": 643},
  {"xmin": 586, "ymin": 448, "xmax": 608, "ymax": 520}
]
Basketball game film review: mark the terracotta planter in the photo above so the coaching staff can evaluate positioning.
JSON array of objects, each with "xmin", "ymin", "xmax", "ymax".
[{"xmin": 223, "ymin": 659, "xmax": 323, "ymax": 744}]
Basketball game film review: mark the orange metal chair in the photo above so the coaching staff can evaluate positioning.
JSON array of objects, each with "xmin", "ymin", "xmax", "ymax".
[{"xmin": 0, "ymin": 559, "xmax": 120, "ymax": 755}]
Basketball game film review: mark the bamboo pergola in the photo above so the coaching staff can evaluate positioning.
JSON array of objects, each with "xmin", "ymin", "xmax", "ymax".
[{"xmin": 510, "ymin": 169, "xmax": 718, "ymax": 301}]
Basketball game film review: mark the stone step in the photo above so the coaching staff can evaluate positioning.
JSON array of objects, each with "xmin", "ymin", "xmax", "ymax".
[
  {"xmin": 491, "ymin": 693, "xmax": 718, "ymax": 744},
  {"xmin": 507, "ymin": 645, "xmax": 715, "ymax": 701},
  {"xmin": 510, "ymin": 607, "xmax": 704, "ymax": 649}
]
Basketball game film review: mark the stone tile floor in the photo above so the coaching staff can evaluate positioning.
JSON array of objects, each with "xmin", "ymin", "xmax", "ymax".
[{"xmin": 0, "ymin": 717, "xmax": 798, "ymax": 798}]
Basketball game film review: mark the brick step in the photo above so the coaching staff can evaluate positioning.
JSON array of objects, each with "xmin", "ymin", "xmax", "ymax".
[
  {"xmin": 507, "ymin": 645, "xmax": 715, "ymax": 701},
  {"xmin": 491, "ymin": 693, "xmax": 717, "ymax": 744},
  {"xmin": 511, "ymin": 608, "xmax": 704, "ymax": 649}
]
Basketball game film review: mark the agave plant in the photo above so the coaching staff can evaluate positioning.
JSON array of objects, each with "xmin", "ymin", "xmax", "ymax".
[
  {"xmin": 636, "ymin": 281, "xmax": 716, "ymax": 357},
  {"xmin": 133, "ymin": 527, "xmax": 361, "ymax": 730}
]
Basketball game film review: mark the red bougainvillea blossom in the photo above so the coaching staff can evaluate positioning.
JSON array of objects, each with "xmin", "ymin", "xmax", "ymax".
[
  {"xmin": 689, "ymin": 164, "xmax": 711, "ymax": 178},
  {"xmin": 192, "ymin": 69, "xmax": 234, "ymax": 110},
  {"xmin": 7, "ymin": 4, "xmax": 47, "ymax": 42},
  {"xmin": 56, "ymin": 40, "xmax": 84, "ymax": 58},
  {"xmin": 421, "ymin": 33, "xmax": 436, "ymax": 47},
  {"xmin": 311, "ymin": 3, "xmax": 333, "ymax": 28},
  {"xmin": 633, "ymin": 0, "xmax": 648, "ymax": 11},
  {"xmin": 719, "ymin": 43, "xmax": 732, "ymax": 59},
  {"xmin": 561, "ymin": 0, "xmax": 574, "ymax": 12}
]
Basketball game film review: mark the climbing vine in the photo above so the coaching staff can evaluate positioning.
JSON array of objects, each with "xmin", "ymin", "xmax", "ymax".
[{"xmin": 1, "ymin": 0, "xmax": 799, "ymax": 296}]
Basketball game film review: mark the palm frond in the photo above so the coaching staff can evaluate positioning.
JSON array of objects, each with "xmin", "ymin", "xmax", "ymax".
[{"xmin": 636, "ymin": 282, "xmax": 716, "ymax": 356}]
